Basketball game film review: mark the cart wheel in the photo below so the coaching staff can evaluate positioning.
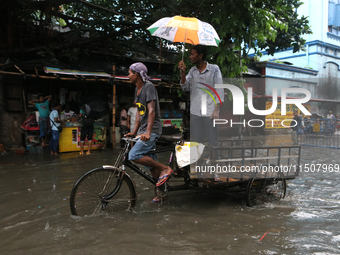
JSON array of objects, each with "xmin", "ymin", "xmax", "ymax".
[{"xmin": 245, "ymin": 166, "xmax": 286, "ymax": 207}]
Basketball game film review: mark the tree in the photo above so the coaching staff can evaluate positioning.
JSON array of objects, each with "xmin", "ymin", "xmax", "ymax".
[
  {"xmin": 174, "ymin": 0, "xmax": 312, "ymax": 77},
  {"xmin": 0, "ymin": 0, "xmax": 311, "ymax": 78}
]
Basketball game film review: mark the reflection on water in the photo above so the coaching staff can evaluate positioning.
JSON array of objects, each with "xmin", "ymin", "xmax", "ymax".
[{"xmin": 0, "ymin": 135, "xmax": 340, "ymax": 254}]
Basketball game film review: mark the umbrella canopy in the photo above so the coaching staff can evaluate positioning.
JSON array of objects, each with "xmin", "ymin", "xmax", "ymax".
[{"xmin": 147, "ymin": 16, "xmax": 220, "ymax": 47}]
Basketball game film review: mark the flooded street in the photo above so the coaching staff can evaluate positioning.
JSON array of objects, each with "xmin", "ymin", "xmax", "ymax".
[{"xmin": 1, "ymin": 135, "xmax": 340, "ymax": 254}]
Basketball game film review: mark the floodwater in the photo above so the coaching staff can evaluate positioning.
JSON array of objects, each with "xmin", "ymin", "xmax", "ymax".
[{"xmin": 1, "ymin": 135, "xmax": 340, "ymax": 254}]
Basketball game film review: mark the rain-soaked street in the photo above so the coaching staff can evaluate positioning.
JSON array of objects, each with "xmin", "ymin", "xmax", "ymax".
[{"xmin": 1, "ymin": 134, "xmax": 340, "ymax": 254}]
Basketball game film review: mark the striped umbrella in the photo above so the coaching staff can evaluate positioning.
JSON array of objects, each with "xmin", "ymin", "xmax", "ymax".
[{"xmin": 147, "ymin": 16, "xmax": 220, "ymax": 59}]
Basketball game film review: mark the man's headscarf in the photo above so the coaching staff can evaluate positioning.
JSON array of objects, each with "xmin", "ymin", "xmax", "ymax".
[{"xmin": 129, "ymin": 62, "xmax": 150, "ymax": 82}]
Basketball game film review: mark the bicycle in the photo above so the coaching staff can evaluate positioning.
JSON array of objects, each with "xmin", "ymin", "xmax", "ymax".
[
  {"xmin": 70, "ymin": 136, "xmax": 299, "ymax": 216},
  {"xmin": 70, "ymin": 135, "xmax": 184, "ymax": 216}
]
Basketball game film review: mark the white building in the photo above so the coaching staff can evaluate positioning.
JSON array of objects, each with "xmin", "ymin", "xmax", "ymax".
[{"xmin": 249, "ymin": 0, "xmax": 340, "ymax": 118}]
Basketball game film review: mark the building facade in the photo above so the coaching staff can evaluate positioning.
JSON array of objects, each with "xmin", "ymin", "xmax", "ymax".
[{"xmin": 249, "ymin": 0, "xmax": 340, "ymax": 120}]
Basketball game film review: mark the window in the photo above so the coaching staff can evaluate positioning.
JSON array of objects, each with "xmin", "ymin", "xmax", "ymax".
[
  {"xmin": 328, "ymin": 1, "xmax": 340, "ymax": 36},
  {"xmin": 328, "ymin": 26, "xmax": 339, "ymax": 34},
  {"xmin": 329, "ymin": 1, "xmax": 340, "ymax": 27}
]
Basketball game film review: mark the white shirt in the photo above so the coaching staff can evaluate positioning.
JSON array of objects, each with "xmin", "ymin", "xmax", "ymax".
[
  {"xmin": 180, "ymin": 62, "xmax": 224, "ymax": 117},
  {"xmin": 127, "ymin": 107, "xmax": 138, "ymax": 132},
  {"xmin": 60, "ymin": 110, "xmax": 74, "ymax": 121},
  {"xmin": 49, "ymin": 110, "xmax": 60, "ymax": 131}
]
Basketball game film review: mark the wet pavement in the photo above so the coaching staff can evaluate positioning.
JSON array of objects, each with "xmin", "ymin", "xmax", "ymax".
[{"xmin": 1, "ymin": 135, "xmax": 340, "ymax": 254}]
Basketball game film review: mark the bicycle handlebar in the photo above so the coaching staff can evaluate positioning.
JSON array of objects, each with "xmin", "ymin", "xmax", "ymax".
[
  {"xmin": 122, "ymin": 137, "xmax": 139, "ymax": 142},
  {"xmin": 122, "ymin": 136, "xmax": 149, "ymax": 146}
]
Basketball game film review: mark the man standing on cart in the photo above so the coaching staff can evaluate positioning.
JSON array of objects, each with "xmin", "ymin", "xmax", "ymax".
[
  {"xmin": 125, "ymin": 62, "xmax": 173, "ymax": 202},
  {"xmin": 178, "ymin": 45, "xmax": 224, "ymax": 182},
  {"xmin": 178, "ymin": 45, "xmax": 224, "ymax": 148}
]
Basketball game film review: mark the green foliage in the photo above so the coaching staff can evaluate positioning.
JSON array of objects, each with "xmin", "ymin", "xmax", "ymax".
[
  {"xmin": 173, "ymin": 0, "xmax": 311, "ymax": 78},
  {"xmin": 176, "ymin": 88, "xmax": 186, "ymax": 98},
  {"xmin": 1, "ymin": 0, "xmax": 311, "ymax": 79}
]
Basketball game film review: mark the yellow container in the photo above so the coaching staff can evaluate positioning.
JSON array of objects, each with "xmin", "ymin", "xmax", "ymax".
[{"xmin": 59, "ymin": 126, "xmax": 106, "ymax": 153}]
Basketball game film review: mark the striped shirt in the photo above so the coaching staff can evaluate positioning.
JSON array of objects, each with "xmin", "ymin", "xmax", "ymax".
[{"xmin": 180, "ymin": 62, "xmax": 224, "ymax": 117}]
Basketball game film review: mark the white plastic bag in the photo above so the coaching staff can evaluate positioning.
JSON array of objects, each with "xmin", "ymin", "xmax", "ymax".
[{"xmin": 175, "ymin": 142, "xmax": 205, "ymax": 168}]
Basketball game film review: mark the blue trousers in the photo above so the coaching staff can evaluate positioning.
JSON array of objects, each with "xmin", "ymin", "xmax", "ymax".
[
  {"xmin": 39, "ymin": 117, "xmax": 48, "ymax": 138},
  {"xmin": 50, "ymin": 130, "xmax": 60, "ymax": 152},
  {"xmin": 128, "ymin": 133, "xmax": 159, "ymax": 161}
]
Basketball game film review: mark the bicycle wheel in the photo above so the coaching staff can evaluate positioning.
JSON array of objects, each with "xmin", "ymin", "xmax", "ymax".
[
  {"xmin": 245, "ymin": 167, "xmax": 286, "ymax": 207},
  {"xmin": 70, "ymin": 167, "xmax": 136, "ymax": 216}
]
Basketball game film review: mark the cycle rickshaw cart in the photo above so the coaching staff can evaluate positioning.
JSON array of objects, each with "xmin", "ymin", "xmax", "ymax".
[{"xmin": 70, "ymin": 135, "xmax": 301, "ymax": 216}]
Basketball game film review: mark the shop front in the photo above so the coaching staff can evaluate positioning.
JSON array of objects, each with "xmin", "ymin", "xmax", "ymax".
[
  {"xmin": 59, "ymin": 123, "xmax": 107, "ymax": 152},
  {"xmin": 18, "ymin": 65, "xmax": 116, "ymax": 152},
  {"xmin": 1, "ymin": 61, "xmax": 187, "ymax": 152}
]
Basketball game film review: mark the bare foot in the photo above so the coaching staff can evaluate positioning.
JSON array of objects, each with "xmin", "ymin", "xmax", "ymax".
[
  {"xmin": 50, "ymin": 152, "xmax": 54, "ymax": 155},
  {"xmin": 159, "ymin": 166, "xmax": 173, "ymax": 178},
  {"xmin": 156, "ymin": 166, "xmax": 174, "ymax": 187},
  {"xmin": 54, "ymin": 152, "xmax": 58, "ymax": 155}
]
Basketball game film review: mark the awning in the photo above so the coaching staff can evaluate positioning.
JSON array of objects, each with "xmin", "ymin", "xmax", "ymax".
[
  {"xmin": 43, "ymin": 67, "xmax": 162, "ymax": 82},
  {"xmin": 115, "ymin": 75, "xmax": 161, "ymax": 82},
  {"xmin": 43, "ymin": 67, "xmax": 113, "ymax": 77},
  {"xmin": 1, "ymin": 65, "xmax": 169, "ymax": 85}
]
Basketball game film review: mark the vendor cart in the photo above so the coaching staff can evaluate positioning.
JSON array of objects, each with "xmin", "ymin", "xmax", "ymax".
[{"xmin": 69, "ymin": 136, "xmax": 302, "ymax": 216}]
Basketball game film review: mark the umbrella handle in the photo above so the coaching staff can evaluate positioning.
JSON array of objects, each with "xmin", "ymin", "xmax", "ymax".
[{"xmin": 182, "ymin": 29, "xmax": 187, "ymax": 61}]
